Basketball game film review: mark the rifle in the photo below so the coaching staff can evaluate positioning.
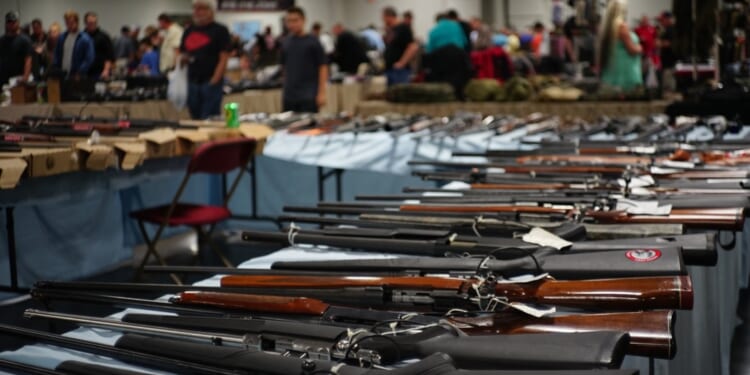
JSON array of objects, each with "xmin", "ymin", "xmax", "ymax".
[
  {"xmin": 115, "ymin": 334, "xmax": 633, "ymax": 374},
  {"xmin": 218, "ymin": 274, "xmax": 693, "ymax": 311},
  {"xmin": 277, "ymin": 214, "xmax": 588, "ymax": 241},
  {"xmin": 27, "ymin": 283, "xmax": 674, "ymax": 359},
  {"xmin": 24, "ymin": 309, "xmax": 629, "ymax": 370},
  {"xmin": 397, "ymin": 204, "xmax": 745, "ymax": 230},
  {"xmin": 0, "ymin": 323, "xmax": 239, "ymax": 375},
  {"xmin": 242, "ymin": 226, "xmax": 713, "ymax": 266},
  {"xmin": 121, "ymin": 309, "xmax": 675, "ymax": 359}
]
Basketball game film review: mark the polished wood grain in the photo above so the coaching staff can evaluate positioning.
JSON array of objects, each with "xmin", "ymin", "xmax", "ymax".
[
  {"xmin": 175, "ymin": 291, "xmax": 330, "ymax": 315},
  {"xmin": 453, "ymin": 310, "xmax": 675, "ymax": 359}
]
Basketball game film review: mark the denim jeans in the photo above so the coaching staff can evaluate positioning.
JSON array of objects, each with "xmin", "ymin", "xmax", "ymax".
[
  {"xmin": 187, "ymin": 82, "xmax": 224, "ymax": 120},
  {"xmin": 386, "ymin": 68, "xmax": 411, "ymax": 86}
]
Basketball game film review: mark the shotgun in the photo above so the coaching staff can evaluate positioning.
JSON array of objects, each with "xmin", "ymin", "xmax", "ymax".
[
  {"xmin": 0, "ymin": 324, "xmax": 238, "ymax": 375},
  {"xmin": 162, "ymin": 291, "xmax": 676, "ymax": 359},
  {"xmin": 242, "ymin": 227, "xmax": 709, "ymax": 268},
  {"xmin": 24, "ymin": 308, "xmax": 629, "ymax": 370},
  {"xmin": 29, "ymin": 283, "xmax": 672, "ymax": 358},
  {"xmin": 217, "ymin": 274, "xmax": 693, "ymax": 311}
]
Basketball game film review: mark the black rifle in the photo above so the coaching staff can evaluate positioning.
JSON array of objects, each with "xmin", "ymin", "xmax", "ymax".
[
  {"xmin": 24, "ymin": 309, "xmax": 629, "ymax": 370},
  {"xmin": 242, "ymin": 228, "xmax": 699, "ymax": 272},
  {"xmin": 0, "ymin": 324, "xmax": 238, "ymax": 375}
]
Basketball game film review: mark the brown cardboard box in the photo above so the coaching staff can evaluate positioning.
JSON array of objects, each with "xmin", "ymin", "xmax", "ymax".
[
  {"xmin": 175, "ymin": 130, "xmax": 211, "ymax": 155},
  {"xmin": 137, "ymin": 128, "xmax": 177, "ymax": 159},
  {"xmin": 0, "ymin": 148, "xmax": 77, "ymax": 177},
  {"xmin": 239, "ymin": 124, "xmax": 274, "ymax": 154},
  {"xmin": 0, "ymin": 158, "xmax": 27, "ymax": 189},
  {"xmin": 75, "ymin": 142, "xmax": 118, "ymax": 171},
  {"xmin": 197, "ymin": 127, "xmax": 243, "ymax": 141},
  {"xmin": 113, "ymin": 142, "xmax": 146, "ymax": 170},
  {"xmin": 10, "ymin": 85, "xmax": 37, "ymax": 104},
  {"xmin": 47, "ymin": 79, "xmax": 61, "ymax": 104}
]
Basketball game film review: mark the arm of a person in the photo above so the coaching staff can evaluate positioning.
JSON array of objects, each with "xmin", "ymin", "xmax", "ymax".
[
  {"xmin": 53, "ymin": 36, "xmax": 62, "ymax": 67},
  {"xmin": 210, "ymin": 51, "xmax": 229, "ymax": 84},
  {"xmin": 395, "ymin": 42, "xmax": 419, "ymax": 68},
  {"xmin": 80, "ymin": 39, "xmax": 96, "ymax": 74},
  {"xmin": 22, "ymin": 56, "xmax": 32, "ymax": 81},
  {"xmin": 101, "ymin": 39, "xmax": 115, "ymax": 78},
  {"xmin": 620, "ymin": 24, "xmax": 642, "ymax": 55}
]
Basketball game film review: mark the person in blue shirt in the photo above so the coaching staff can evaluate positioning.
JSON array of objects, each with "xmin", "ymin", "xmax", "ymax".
[
  {"xmin": 53, "ymin": 10, "xmax": 94, "ymax": 78},
  {"xmin": 426, "ymin": 13, "xmax": 467, "ymax": 54},
  {"xmin": 137, "ymin": 39, "xmax": 160, "ymax": 76}
]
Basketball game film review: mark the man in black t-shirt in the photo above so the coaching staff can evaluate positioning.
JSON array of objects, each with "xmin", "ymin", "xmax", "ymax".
[
  {"xmin": 179, "ymin": 0, "xmax": 231, "ymax": 119},
  {"xmin": 0, "ymin": 12, "xmax": 32, "ymax": 86},
  {"xmin": 84, "ymin": 12, "xmax": 114, "ymax": 80},
  {"xmin": 658, "ymin": 11, "xmax": 676, "ymax": 92},
  {"xmin": 382, "ymin": 6, "xmax": 417, "ymax": 86},
  {"xmin": 332, "ymin": 23, "xmax": 369, "ymax": 75},
  {"xmin": 280, "ymin": 6, "xmax": 327, "ymax": 113}
]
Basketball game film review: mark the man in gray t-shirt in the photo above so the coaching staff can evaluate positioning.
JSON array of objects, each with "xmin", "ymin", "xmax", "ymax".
[{"xmin": 280, "ymin": 6, "xmax": 327, "ymax": 113}]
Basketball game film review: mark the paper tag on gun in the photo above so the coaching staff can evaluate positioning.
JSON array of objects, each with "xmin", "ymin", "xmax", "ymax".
[
  {"xmin": 617, "ymin": 175, "xmax": 655, "ymax": 188},
  {"xmin": 521, "ymin": 227, "xmax": 572, "ymax": 250},
  {"xmin": 507, "ymin": 302, "xmax": 556, "ymax": 318},
  {"xmin": 615, "ymin": 199, "xmax": 672, "ymax": 216}
]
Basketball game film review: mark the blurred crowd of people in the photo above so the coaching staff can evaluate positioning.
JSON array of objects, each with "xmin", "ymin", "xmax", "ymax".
[
  {"xmin": 0, "ymin": 0, "xmax": 682, "ymax": 118},
  {"xmin": 0, "ymin": 8, "xmax": 186, "ymax": 86}
]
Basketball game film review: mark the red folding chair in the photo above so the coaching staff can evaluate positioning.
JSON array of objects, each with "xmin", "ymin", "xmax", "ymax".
[{"xmin": 130, "ymin": 138, "xmax": 257, "ymax": 284}]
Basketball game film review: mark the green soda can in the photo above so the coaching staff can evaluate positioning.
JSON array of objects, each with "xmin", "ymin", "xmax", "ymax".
[{"xmin": 224, "ymin": 102, "xmax": 240, "ymax": 128}]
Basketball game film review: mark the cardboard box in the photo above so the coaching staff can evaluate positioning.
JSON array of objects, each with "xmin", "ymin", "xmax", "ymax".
[
  {"xmin": 239, "ymin": 124, "xmax": 274, "ymax": 154},
  {"xmin": 10, "ymin": 85, "xmax": 37, "ymax": 104},
  {"xmin": 47, "ymin": 79, "xmax": 61, "ymax": 104},
  {"xmin": 175, "ymin": 130, "xmax": 211, "ymax": 156},
  {"xmin": 75, "ymin": 142, "xmax": 118, "ymax": 171},
  {"xmin": 0, "ymin": 158, "xmax": 27, "ymax": 189},
  {"xmin": 113, "ymin": 142, "xmax": 146, "ymax": 170},
  {"xmin": 0, "ymin": 148, "xmax": 77, "ymax": 177},
  {"xmin": 137, "ymin": 128, "xmax": 177, "ymax": 159}
]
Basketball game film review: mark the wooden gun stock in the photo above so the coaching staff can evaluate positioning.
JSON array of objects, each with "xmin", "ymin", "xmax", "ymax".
[
  {"xmin": 219, "ymin": 275, "xmax": 693, "ymax": 311},
  {"xmin": 174, "ymin": 291, "xmax": 330, "ymax": 315},
  {"xmin": 453, "ymin": 310, "xmax": 676, "ymax": 359}
]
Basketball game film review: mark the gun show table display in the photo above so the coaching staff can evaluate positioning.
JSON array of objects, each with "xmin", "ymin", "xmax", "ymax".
[{"xmin": 0, "ymin": 113, "xmax": 749, "ymax": 375}]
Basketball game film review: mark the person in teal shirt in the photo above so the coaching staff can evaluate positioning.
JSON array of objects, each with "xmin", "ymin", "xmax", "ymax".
[
  {"xmin": 426, "ymin": 14, "xmax": 467, "ymax": 54},
  {"xmin": 597, "ymin": 0, "xmax": 643, "ymax": 90}
]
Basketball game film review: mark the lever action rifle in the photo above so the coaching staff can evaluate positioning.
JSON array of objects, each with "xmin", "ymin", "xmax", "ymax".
[
  {"xmin": 217, "ymin": 274, "xmax": 693, "ymax": 311},
  {"xmin": 24, "ymin": 309, "xmax": 629, "ymax": 370}
]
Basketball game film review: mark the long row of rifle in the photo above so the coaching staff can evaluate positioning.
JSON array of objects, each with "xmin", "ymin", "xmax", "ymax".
[{"xmin": 2, "ymin": 113, "xmax": 748, "ymax": 374}]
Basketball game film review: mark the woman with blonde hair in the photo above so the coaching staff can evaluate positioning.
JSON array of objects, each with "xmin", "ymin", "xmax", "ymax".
[{"xmin": 597, "ymin": 0, "xmax": 642, "ymax": 90}]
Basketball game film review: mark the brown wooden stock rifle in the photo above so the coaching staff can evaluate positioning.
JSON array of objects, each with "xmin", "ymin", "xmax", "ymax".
[
  {"xmin": 398, "ymin": 204, "xmax": 745, "ymax": 230},
  {"xmin": 171, "ymin": 291, "xmax": 676, "ymax": 358},
  {"xmin": 216, "ymin": 275, "xmax": 693, "ymax": 311}
]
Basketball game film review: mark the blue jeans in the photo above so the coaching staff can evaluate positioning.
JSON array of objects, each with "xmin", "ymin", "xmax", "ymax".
[
  {"xmin": 386, "ymin": 68, "xmax": 411, "ymax": 86},
  {"xmin": 188, "ymin": 82, "xmax": 223, "ymax": 120}
]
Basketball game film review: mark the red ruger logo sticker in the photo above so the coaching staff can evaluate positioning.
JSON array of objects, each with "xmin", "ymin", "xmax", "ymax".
[{"xmin": 625, "ymin": 249, "xmax": 662, "ymax": 263}]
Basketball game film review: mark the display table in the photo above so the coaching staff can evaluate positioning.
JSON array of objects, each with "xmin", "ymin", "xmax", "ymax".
[
  {"xmin": 0, "ymin": 237, "xmax": 746, "ymax": 375},
  {"xmin": 356, "ymin": 100, "xmax": 671, "ymax": 120}
]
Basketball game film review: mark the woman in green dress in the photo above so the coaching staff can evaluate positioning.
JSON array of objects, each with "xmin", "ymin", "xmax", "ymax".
[{"xmin": 597, "ymin": 0, "xmax": 643, "ymax": 90}]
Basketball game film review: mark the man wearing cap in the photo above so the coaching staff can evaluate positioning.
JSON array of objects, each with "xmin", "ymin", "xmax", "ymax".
[
  {"xmin": 53, "ymin": 10, "xmax": 95, "ymax": 79},
  {"xmin": 179, "ymin": 0, "xmax": 230, "ymax": 119},
  {"xmin": 0, "ymin": 11, "xmax": 32, "ymax": 86}
]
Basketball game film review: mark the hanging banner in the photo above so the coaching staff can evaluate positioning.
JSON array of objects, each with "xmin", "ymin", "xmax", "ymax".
[{"xmin": 217, "ymin": 0, "xmax": 295, "ymax": 11}]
